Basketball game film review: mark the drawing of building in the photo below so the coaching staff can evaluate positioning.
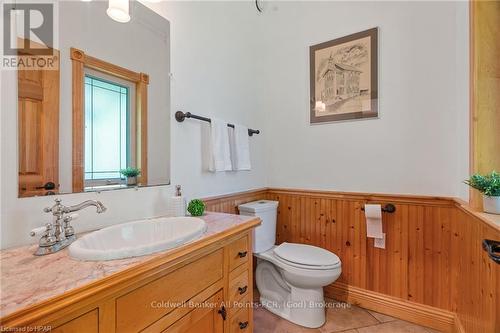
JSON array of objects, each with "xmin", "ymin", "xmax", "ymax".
[{"xmin": 320, "ymin": 55, "xmax": 362, "ymax": 106}]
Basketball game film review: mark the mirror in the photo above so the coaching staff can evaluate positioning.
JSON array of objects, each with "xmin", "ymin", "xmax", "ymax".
[{"xmin": 17, "ymin": 1, "xmax": 170, "ymax": 197}]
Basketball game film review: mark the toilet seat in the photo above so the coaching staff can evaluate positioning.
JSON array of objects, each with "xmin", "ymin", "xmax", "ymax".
[
  {"xmin": 273, "ymin": 242, "xmax": 341, "ymax": 270},
  {"xmin": 273, "ymin": 254, "xmax": 340, "ymax": 270}
]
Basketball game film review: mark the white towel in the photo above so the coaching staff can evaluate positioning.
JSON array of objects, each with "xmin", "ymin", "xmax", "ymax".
[
  {"xmin": 229, "ymin": 124, "xmax": 251, "ymax": 171},
  {"xmin": 208, "ymin": 118, "xmax": 232, "ymax": 172}
]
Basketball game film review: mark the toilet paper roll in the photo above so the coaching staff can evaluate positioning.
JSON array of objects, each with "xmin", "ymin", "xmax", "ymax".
[{"xmin": 364, "ymin": 204, "xmax": 383, "ymax": 238}]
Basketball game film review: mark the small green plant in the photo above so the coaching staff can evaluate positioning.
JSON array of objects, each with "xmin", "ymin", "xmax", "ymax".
[
  {"xmin": 187, "ymin": 199, "xmax": 205, "ymax": 216},
  {"xmin": 120, "ymin": 167, "xmax": 141, "ymax": 178},
  {"xmin": 464, "ymin": 171, "xmax": 500, "ymax": 197}
]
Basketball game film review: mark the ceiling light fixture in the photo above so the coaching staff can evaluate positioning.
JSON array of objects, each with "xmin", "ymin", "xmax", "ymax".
[{"xmin": 107, "ymin": 0, "xmax": 130, "ymax": 23}]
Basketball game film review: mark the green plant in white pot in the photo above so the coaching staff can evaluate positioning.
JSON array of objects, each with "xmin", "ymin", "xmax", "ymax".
[
  {"xmin": 465, "ymin": 171, "xmax": 500, "ymax": 215},
  {"xmin": 120, "ymin": 167, "xmax": 141, "ymax": 186}
]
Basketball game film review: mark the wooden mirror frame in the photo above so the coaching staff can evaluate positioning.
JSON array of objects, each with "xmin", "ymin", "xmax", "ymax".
[{"xmin": 71, "ymin": 48, "xmax": 149, "ymax": 192}]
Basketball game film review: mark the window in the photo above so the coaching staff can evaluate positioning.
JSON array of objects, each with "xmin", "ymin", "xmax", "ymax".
[
  {"xmin": 84, "ymin": 72, "xmax": 135, "ymax": 187},
  {"xmin": 71, "ymin": 48, "xmax": 149, "ymax": 193}
]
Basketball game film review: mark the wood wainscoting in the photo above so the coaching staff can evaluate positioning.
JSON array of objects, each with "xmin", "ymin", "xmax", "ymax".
[
  {"xmin": 202, "ymin": 188, "xmax": 500, "ymax": 333},
  {"xmin": 203, "ymin": 188, "xmax": 269, "ymax": 214},
  {"xmin": 453, "ymin": 205, "xmax": 499, "ymax": 333}
]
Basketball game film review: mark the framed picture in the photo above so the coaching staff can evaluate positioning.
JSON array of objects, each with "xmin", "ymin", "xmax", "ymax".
[{"xmin": 310, "ymin": 28, "xmax": 378, "ymax": 123}]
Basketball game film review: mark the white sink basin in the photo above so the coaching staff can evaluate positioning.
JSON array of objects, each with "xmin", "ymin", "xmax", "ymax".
[{"xmin": 69, "ymin": 217, "xmax": 207, "ymax": 261}]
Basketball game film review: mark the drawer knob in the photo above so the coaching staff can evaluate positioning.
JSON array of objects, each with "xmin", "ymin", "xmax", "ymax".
[
  {"xmin": 238, "ymin": 251, "xmax": 247, "ymax": 258},
  {"xmin": 239, "ymin": 321, "xmax": 249, "ymax": 329},
  {"xmin": 218, "ymin": 306, "xmax": 227, "ymax": 321},
  {"xmin": 238, "ymin": 285, "xmax": 248, "ymax": 295}
]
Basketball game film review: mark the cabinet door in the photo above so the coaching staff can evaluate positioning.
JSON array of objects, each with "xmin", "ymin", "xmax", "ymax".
[
  {"xmin": 162, "ymin": 290, "xmax": 224, "ymax": 333},
  {"xmin": 117, "ymin": 250, "xmax": 223, "ymax": 332}
]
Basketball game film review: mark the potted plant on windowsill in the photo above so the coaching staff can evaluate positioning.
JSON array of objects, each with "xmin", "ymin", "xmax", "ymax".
[
  {"xmin": 465, "ymin": 171, "xmax": 500, "ymax": 215},
  {"xmin": 120, "ymin": 167, "xmax": 141, "ymax": 186}
]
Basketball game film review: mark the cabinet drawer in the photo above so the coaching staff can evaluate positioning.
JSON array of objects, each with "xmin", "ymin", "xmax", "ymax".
[
  {"xmin": 228, "ymin": 236, "xmax": 249, "ymax": 271},
  {"xmin": 52, "ymin": 309, "xmax": 98, "ymax": 333},
  {"xmin": 228, "ymin": 293, "xmax": 251, "ymax": 318},
  {"xmin": 116, "ymin": 249, "xmax": 223, "ymax": 333},
  {"xmin": 229, "ymin": 307, "xmax": 250, "ymax": 333},
  {"xmin": 228, "ymin": 269, "xmax": 249, "ymax": 303}
]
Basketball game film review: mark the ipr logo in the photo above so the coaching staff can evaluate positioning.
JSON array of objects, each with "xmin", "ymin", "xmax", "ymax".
[{"xmin": 2, "ymin": 3, "xmax": 54, "ymax": 56}]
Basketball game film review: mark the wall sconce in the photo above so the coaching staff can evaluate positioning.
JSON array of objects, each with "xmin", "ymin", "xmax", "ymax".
[{"xmin": 107, "ymin": 0, "xmax": 130, "ymax": 23}]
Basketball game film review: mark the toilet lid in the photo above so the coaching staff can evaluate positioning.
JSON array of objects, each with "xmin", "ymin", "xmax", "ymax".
[{"xmin": 273, "ymin": 242, "xmax": 340, "ymax": 268}]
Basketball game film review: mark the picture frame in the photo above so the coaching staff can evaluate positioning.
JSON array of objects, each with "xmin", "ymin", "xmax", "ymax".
[{"xmin": 310, "ymin": 27, "xmax": 378, "ymax": 124}]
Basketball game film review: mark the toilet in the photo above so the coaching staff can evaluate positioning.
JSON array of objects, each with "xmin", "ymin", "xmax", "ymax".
[{"xmin": 239, "ymin": 200, "xmax": 342, "ymax": 328}]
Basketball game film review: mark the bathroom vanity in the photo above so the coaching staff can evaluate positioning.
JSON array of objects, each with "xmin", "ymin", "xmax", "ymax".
[{"xmin": 0, "ymin": 213, "xmax": 260, "ymax": 333}]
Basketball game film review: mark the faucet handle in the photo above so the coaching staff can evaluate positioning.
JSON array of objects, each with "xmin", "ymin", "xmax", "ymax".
[
  {"xmin": 43, "ymin": 198, "xmax": 64, "ymax": 213},
  {"xmin": 30, "ymin": 226, "xmax": 46, "ymax": 237},
  {"xmin": 63, "ymin": 213, "xmax": 79, "ymax": 223},
  {"xmin": 29, "ymin": 223, "xmax": 52, "ymax": 237},
  {"xmin": 63, "ymin": 214, "xmax": 78, "ymax": 238}
]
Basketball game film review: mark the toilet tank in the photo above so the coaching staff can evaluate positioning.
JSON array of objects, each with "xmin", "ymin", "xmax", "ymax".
[{"xmin": 238, "ymin": 200, "xmax": 279, "ymax": 253}]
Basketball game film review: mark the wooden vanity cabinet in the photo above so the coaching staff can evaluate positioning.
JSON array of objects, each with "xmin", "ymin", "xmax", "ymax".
[
  {"xmin": 225, "ymin": 235, "xmax": 253, "ymax": 333},
  {"xmin": 1, "ymin": 228, "xmax": 257, "ymax": 333}
]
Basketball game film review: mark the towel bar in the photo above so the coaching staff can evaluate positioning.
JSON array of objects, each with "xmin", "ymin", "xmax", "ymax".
[{"xmin": 175, "ymin": 111, "xmax": 260, "ymax": 136}]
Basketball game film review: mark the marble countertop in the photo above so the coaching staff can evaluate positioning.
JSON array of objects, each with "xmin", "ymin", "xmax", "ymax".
[{"xmin": 0, "ymin": 212, "xmax": 260, "ymax": 318}]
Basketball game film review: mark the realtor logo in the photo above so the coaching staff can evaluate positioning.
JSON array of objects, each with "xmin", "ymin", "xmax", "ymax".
[{"xmin": 1, "ymin": 2, "xmax": 58, "ymax": 70}]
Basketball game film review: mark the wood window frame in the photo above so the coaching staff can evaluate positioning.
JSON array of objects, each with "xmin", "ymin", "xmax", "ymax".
[{"xmin": 71, "ymin": 47, "xmax": 149, "ymax": 192}]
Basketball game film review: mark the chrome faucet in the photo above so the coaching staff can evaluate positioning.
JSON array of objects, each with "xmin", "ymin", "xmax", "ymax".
[{"xmin": 30, "ymin": 198, "xmax": 107, "ymax": 256}]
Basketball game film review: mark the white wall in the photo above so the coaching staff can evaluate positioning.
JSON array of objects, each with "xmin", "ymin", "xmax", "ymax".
[
  {"xmin": 154, "ymin": 1, "xmax": 268, "ymax": 199},
  {"xmin": 0, "ymin": 1, "xmax": 268, "ymax": 249},
  {"xmin": 0, "ymin": 1, "xmax": 470, "ymax": 249},
  {"xmin": 259, "ymin": 1, "xmax": 469, "ymax": 198}
]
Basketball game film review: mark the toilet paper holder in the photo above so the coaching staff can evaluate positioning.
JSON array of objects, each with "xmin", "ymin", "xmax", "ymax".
[{"xmin": 361, "ymin": 203, "xmax": 396, "ymax": 213}]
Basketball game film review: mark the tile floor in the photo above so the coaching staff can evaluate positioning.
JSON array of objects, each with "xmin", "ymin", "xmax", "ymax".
[{"xmin": 253, "ymin": 297, "xmax": 441, "ymax": 333}]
